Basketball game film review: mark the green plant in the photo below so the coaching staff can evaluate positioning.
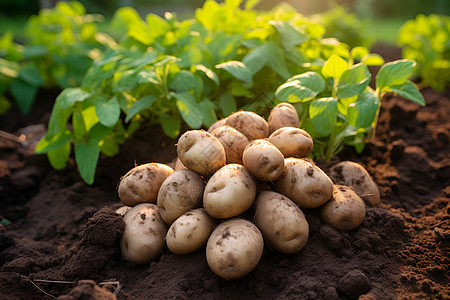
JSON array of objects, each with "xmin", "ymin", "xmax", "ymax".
[{"xmin": 398, "ymin": 14, "xmax": 450, "ymax": 91}]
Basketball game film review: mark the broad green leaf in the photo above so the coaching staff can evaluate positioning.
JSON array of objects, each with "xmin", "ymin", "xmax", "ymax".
[
  {"xmin": 137, "ymin": 70, "xmax": 159, "ymax": 85},
  {"xmin": 125, "ymin": 95, "xmax": 157, "ymax": 123},
  {"xmin": 169, "ymin": 70, "xmax": 196, "ymax": 93},
  {"xmin": 219, "ymin": 92, "xmax": 237, "ymax": 116},
  {"xmin": 81, "ymin": 105, "xmax": 99, "ymax": 132},
  {"xmin": 348, "ymin": 91, "xmax": 379, "ymax": 128},
  {"xmin": 322, "ymin": 54, "xmax": 348, "ymax": 79},
  {"xmin": 72, "ymin": 111, "xmax": 85, "ymax": 140},
  {"xmin": 115, "ymin": 7, "xmax": 153, "ymax": 45},
  {"xmin": 389, "ymin": 80, "xmax": 425, "ymax": 106},
  {"xmin": 337, "ymin": 64, "xmax": 371, "ymax": 98},
  {"xmin": 350, "ymin": 46, "xmax": 369, "ymax": 61},
  {"xmin": 199, "ymin": 99, "xmax": 218, "ymax": 128},
  {"xmin": 195, "ymin": 64, "xmax": 219, "ymax": 85},
  {"xmin": 22, "ymin": 45, "xmax": 47, "ymax": 59},
  {"xmin": 230, "ymin": 82, "xmax": 254, "ymax": 98},
  {"xmin": 146, "ymin": 13, "xmax": 170, "ymax": 38},
  {"xmin": 270, "ymin": 21, "xmax": 308, "ymax": 48},
  {"xmin": 245, "ymin": 0, "xmax": 261, "ymax": 9},
  {"xmin": 264, "ymin": 41, "xmax": 291, "ymax": 80},
  {"xmin": 215, "ymin": 61, "xmax": 253, "ymax": 83},
  {"xmin": 361, "ymin": 54, "xmax": 384, "ymax": 66},
  {"xmin": 10, "ymin": 78, "xmax": 38, "ymax": 114},
  {"xmin": 99, "ymin": 135, "xmax": 120, "ymax": 157},
  {"xmin": 35, "ymin": 130, "xmax": 73, "ymax": 154},
  {"xmin": 75, "ymin": 139, "xmax": 100, "ymax": 185},
  {"xmin": 160, "ymin": 113, "xmax": 181, "ymax": 139},
  {"xmin": 173, "ymin": 92, "xmax": 203, "ymax": 129},
  {"xmin": 57, "ymin": 87, "xmax": 91, "ymax": 110},
  {"xmin": 242, "ymin": 45, "xmax": 269, "ymax": 75},
  {"xmin": 376, "ymin": 59, "xmax": 415, "ymax": 91},
  {"xmin": 113, "ymin": 70, "xmax": 138, "ymax": 93},
  {"xmin": 275, "ymin": 72, "xmax": 325, "ymax": 102},
  {"xmin": 0, "ymin": 59, "xmax": 18, "ymax": 78},
  {"xmin": 47, "ymin": 142, "xmax": 71, "ymax": 170},
  {"xmin": 88, "ymin": 123, "xmax": 113, "ymax": 141},
  {"xmin": 309, "ymin": 97, "xmax": 338, "ymax": 136},
  {"xmin": 94, "ymin": 96, "xmax": 121, "ymax": 127}
]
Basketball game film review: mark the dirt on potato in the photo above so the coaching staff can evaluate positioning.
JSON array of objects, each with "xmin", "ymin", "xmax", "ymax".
[{"xmin": 0, "ymin": 45, "xmax": 449, "ymax": 299}]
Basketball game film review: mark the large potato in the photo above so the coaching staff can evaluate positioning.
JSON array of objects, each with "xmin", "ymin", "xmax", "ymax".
[
  {"xmin": 320, "ymin": 185, "xmax": 366, "ymax": 231},
  {"xmin": 120, "ymin": 203, "xmax": 167, "ymax": 264},
  {"xmin": 328, "ymin": 161, "xmax": 381, "ymax": 206},
  {"xmin": 254, "ymin": 191, "xmax": 309, "ymax": 254},
  {"xmin": 157, "ymin": 169, "xmax": 204, "ymax": 225},
  {"xmin": 206, "ymin": 218, "xmax": 264, "ymax": 279},
  {"xmin": 267, "ymin": 102, "xmax": 300, "ymax": 134},
  {"xmin": 166, "ymin": 208, "xmax": 216, "ymax": 255},
  {"xmin": 268, "ymin": 127, "xmax": 313, "ymax": 158},
  {"xmin": 211, "ymin": 125, "xmax": 250, "ymax": 164},
  {"xmin": 177, "ymin": 130, "xmax": 226, "ymax": 176},
  {"xmin": 275, "ymin": 158, "xmax": 333, "ymax": 209},
  {"xmin": 203, "ymin": 164, "xmax": 256, "ymax": 219},
  {"xmin": 225, "ymin": 111, "xmax": 269, "ymax": 140},
  {"xmin": 242, "ymin": 139, "xmax": 285, "ymax": 181},
  {"xmin": 207, "ymin": 118, "xmax": 227, "ymax": 133},
  {"xmin": 118, "ymin": 163, "xmax": 174, "ymax": 206}
]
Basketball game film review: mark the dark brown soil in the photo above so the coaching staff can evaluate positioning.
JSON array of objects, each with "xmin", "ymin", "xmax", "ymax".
[{"xmin": 0, "ymin": 46, "xmax": 449, "ymax": 300}]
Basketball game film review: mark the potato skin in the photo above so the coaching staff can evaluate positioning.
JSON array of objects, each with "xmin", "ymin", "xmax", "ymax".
[
  {"xmin": 320, "ymin": 185, "xmax": 366, "ymax": 231},
  {"xmin": 174, "ymin": 157, "xmax": 187, "ymax": 171},
  {"xmin": 120, "ymin": 203, "xmax": 167, "ymax": 264},
  {"xmin": 177, "ymin": 130, "xmax": 226, "ymax": 176},
  {"xmin": 211, "ymin": 125, "xmax": 250, "ymax": 164},
  {"xmin": 118, "ymin": 163, "xmax": 174, "ymax": 206},
  {"xmin": 275, "ymin": 158, "xmax": 333, "ymax": 209},
  {"xmin": 166, "ymin": 208, "xmax": 216, "ymax": 255},
  {"xmin": 268, "ymin": 127, "xmax": 313, "ymax": 158},
  {"xmin": 268, "ymin": 102, "xmax": 300, "ymax": 134},
  {"xmin": 206, "ymin": 218, "xmax": 264, "ymax": 279},
  {"xmin": 254, "ymin": 191, "xmax": 309, "ymax": 254},
  {"xmin": 242, "ymin": 139, "xmax": 285, "ymax": 181},
  {"xmin": 328, "ymin": 161, "xmax": 381, "ymax": 206},
  {"xmin": 203, "ymin": 164, "xmax": 256, "ymax": 219},
  {"xmin": 157, "ymin": 169, "xmax": 204, "ymax": 225},
  {"xmin": 207, "ymin": 118, "xmax": 227, "ymax": 133},
  {"xmin": 225, "ymin": 111, "xmax": 269, "ymax": 140}
]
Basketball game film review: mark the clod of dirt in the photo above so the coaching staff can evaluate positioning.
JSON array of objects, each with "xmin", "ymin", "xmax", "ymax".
[
  {"xmin": 57, "ymin": 280, "xmax": 117, "ymax": 300},
  {"xmin": 338, "ymin": 269, "xmax": 372, "ymax": 299}
]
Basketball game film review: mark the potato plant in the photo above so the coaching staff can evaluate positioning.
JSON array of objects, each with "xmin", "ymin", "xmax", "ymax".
[{"xmin": 115, "ymin": 106, "xmax": 380, "ymax": 278}]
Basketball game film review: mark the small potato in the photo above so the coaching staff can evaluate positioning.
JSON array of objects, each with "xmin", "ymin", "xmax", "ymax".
[
  {"xmin": 157, "ymin": 169, "xmax": 204, "ymax": 225},
  {"xmin": 118, "ymin": 163, "xmax": 174, "ymax": 206},
  {"xmin": 242, "ymin": 139, "xmax": 284, "ymax": 181},
  {"xmin": 320, "ymin": 185, "xmax": 366, "ymax": 231},
  {"xmin": 177, "ymin": 130, "xmax": 226, "ymax": 176},
  {"xmin": 328, "ymin": 161, "xmax": 380, "ymax": 206},
  {"xmin": 206, "ymin": 218, "xmax": 263, "ymax": 279},
  {"xmin": 275, "ymin": 158, "xmax": 333, "ymax": 209},
  {"xmin": 254, "ymin": 191, "xmax": 309, "ymax": 254},
  {"xmin": 267, "ymin": 102, "xmax": 300, "ymax": 134},
  {"xmin": 225, "ymin": 111, "xmax": 269, "ymax": 140},
  {"xmin": 203, "ymin": 164, "xmax": 256, "ymax": 219},
  {"xmin": 166, "ymin": 208, "xmax": 216, "ymax": 255},
  {"xmin": 207, "ymin": 118, "xmax": 227, "ymax": 133},
  {"xmin": 120, "ymin": 203, "xmax": 167, "ymax": 264},
  {"xmin": 268, "ymin": 127, "xmax": 313, "ymax": 158},
  {"xmin": 211, "ymin": 125, "xmax": 250, "ymax": 164},
  {"xmin": 115, "ymin": 206, "xmax": 131, "ymax": 216}
]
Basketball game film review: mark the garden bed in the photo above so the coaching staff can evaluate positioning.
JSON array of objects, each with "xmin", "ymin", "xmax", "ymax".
[{"xmin": 0, "ymin": 46, "xmax": 449, "ymax": 299}]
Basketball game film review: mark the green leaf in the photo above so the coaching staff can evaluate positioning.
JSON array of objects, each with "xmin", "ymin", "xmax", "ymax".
[
  {"xmin": 215, "ymin": 61, "xmax": 253, "ymax": 83},
  {"xmin": 10, "ymin": 79, "xmax": 38, "ymax": 114},
  {"xmin": 57, "ymin": 88, "xmax": 91, "ymax": 110},
  {"xmin": 113, "ymin": 70, "xmax": 138, "ymax": 93},
  {"xmin": 275, "ymin": 72, "xmax": 325, "ymax": 102},
  {"xmin": 88, "ymin": 123, "xmax": 113, "ymax": 141},
  {"xmin": 75, "ymin": 139, "xmax": 100, "ymax": 185},
  {"xmin": 350, "ymin": 46, "xmax": 369, "ymax": 61},
  {"xmin": 389, "ymin": 80, "xmax": 425, "ymax": 106},
  {"xmin": 322, "ymin": 54, "xmax": 348, "ymax": 79},
  {"xmin": 195, "ymin": 64, "xmax": 219, "ymax": 85},
  {"xmin": 116, "ymin": 7, "xmax": 153, "ymax": 45},
  {"xmin": 35, "ymin": 130, "xmax": 73, "ymax": 154},
  {"xmin": 18, "ymin": 64, "xmax": 44, "ymax": 87},
  {"xmin": 47, "ymin": 142, "xmax": 71, "ymax": 170},
  {"xmin": 94, "ymin": 96, "xmax": 121, "ymax": 128},
  {"xmin": 376, "ymin": 59, "xmax": 415, "ymax": 91},
  {"xmin": 348, "ymin": 91, "xmax": 379, "ymax": 128},
  {"xmin": 219, "ymin": 92, "xmax": 236, "ymax": 116},
  {"xmin": 361, "ymin": 54, "xmax": 384, "ymax": 66},
  {"xmin": 22, "ymin": 45, "xmax": 47, "ymax": 59},
  {"xmin": 125, "ymin": 95, "xmax": 157, "ymax": 123},
  {"xmin": 270, "ymin": 21, "xmax": 308, "ymax": 48},
  {"xmin": 309, "ymin": 97, "xmax": 338, "ymax": 136},
  {"xmin": 199, "ymin": 99, "xmax": 217, "ymax": 128},
  {"xmin": 146, "ymin": 13, "xmax": 170, "ymax": 38},
  {"xmin": 173, "ymin": 92, "xmax": 203, "ymax": 129},
  {"xmin": 137, "ymin": 70, "xmax": 159, "ymax": 85},
  {"xmin": 264, "ymin": 41, "xmax": 291, "ymax": 80},
  {"xmin": 169, "ymin": 70, "xmax": 196, "ymax": 93},
  {"xmin": 242, "ymin": 44, "xmax": 269, "ymax": 75},
  {"xmin": 160, "ymin": 113, "xmax": 181, "ymax": 139},
  {"xmin": 337, "ymin": 63, "xmax": 371, "ymax": 99}
]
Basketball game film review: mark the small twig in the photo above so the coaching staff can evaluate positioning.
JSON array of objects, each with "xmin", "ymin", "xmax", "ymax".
[
  {"xmin": 34, "ymin": 279, "xmax": 75, "ymax": 284},
  {"xmin": 0, "ymin": 130, "xmax": 24, "ymax": 144},
  {"xmin": 99, "ymin": 280, "xmax": 122, "ymax": 296},
  {"xmin": 21, "ymin": 275, "xmax": 57, "ymax": 299}
]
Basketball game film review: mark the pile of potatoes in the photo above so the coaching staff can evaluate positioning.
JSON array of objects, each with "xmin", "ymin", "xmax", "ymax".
[{"xmin": 116, "ymin": 102, "xmax": 381, "ymax": 279}]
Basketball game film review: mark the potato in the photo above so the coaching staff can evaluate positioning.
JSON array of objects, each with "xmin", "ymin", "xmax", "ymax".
[
  {"xmin": 225, "ymin": 111, "xmax": 269, "ymax": 140},
  {"xmin": 203, "ymin": 164, "xmax": 256, "ymax": 219},
  {"xmin": 177, "ymin": 130, "xmax": 226, "ymax": 176},
  {"xmin": 115, "ymin": 206, "xmax": 131, "ymax": 216},
  {"xmin": 120, "ymin": 203, "xmax": 167, "ymax": 264},
  {"xmin": 328, "ymin": 161, "xmax": 381, "ymax": 206},
  {"xmin": 118, "ymin": 163, "xmax": 174, "ymax": 206},
  {"xmin": 267, "ymin": 102, "xmax": 300, "ymax": 134},
  {"xmin": 211, "ymin": 125, "xmax": 250, "ymax": 164},
  {"xmin": 206, "ymin": 218, "xmax": 264, "ymax": 279},
  {"xmin": 207, "ymin": 118, "xmax": 227, "ymax": 133},
  {"xmin": 254, "ymin": 191, "xmax": 309, "ymax": 254},
  {"xmin": 166, "ymin": 208, "xmax": 216, "ymax": 255},
  {"xmin": 174, "ymin": 157, "xmax": 187, "ymax": 171},
  {"xmin": 275, "ymin": 158, "xmax": 333, "ymax": 209},
  {"xmin": 157, "ymin": 169, "xmax": 204, "ymax": 225},
  {"xmin": 320, "ymin": 185, "xmax": 366, "ymax": 231},
  {"xmin": 242, "ymin": 139, "xmax": 284, "ymax": 181},
  {"xmin": 268, "ymin": 127, "xmax": 313, "ymax": 158}
]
